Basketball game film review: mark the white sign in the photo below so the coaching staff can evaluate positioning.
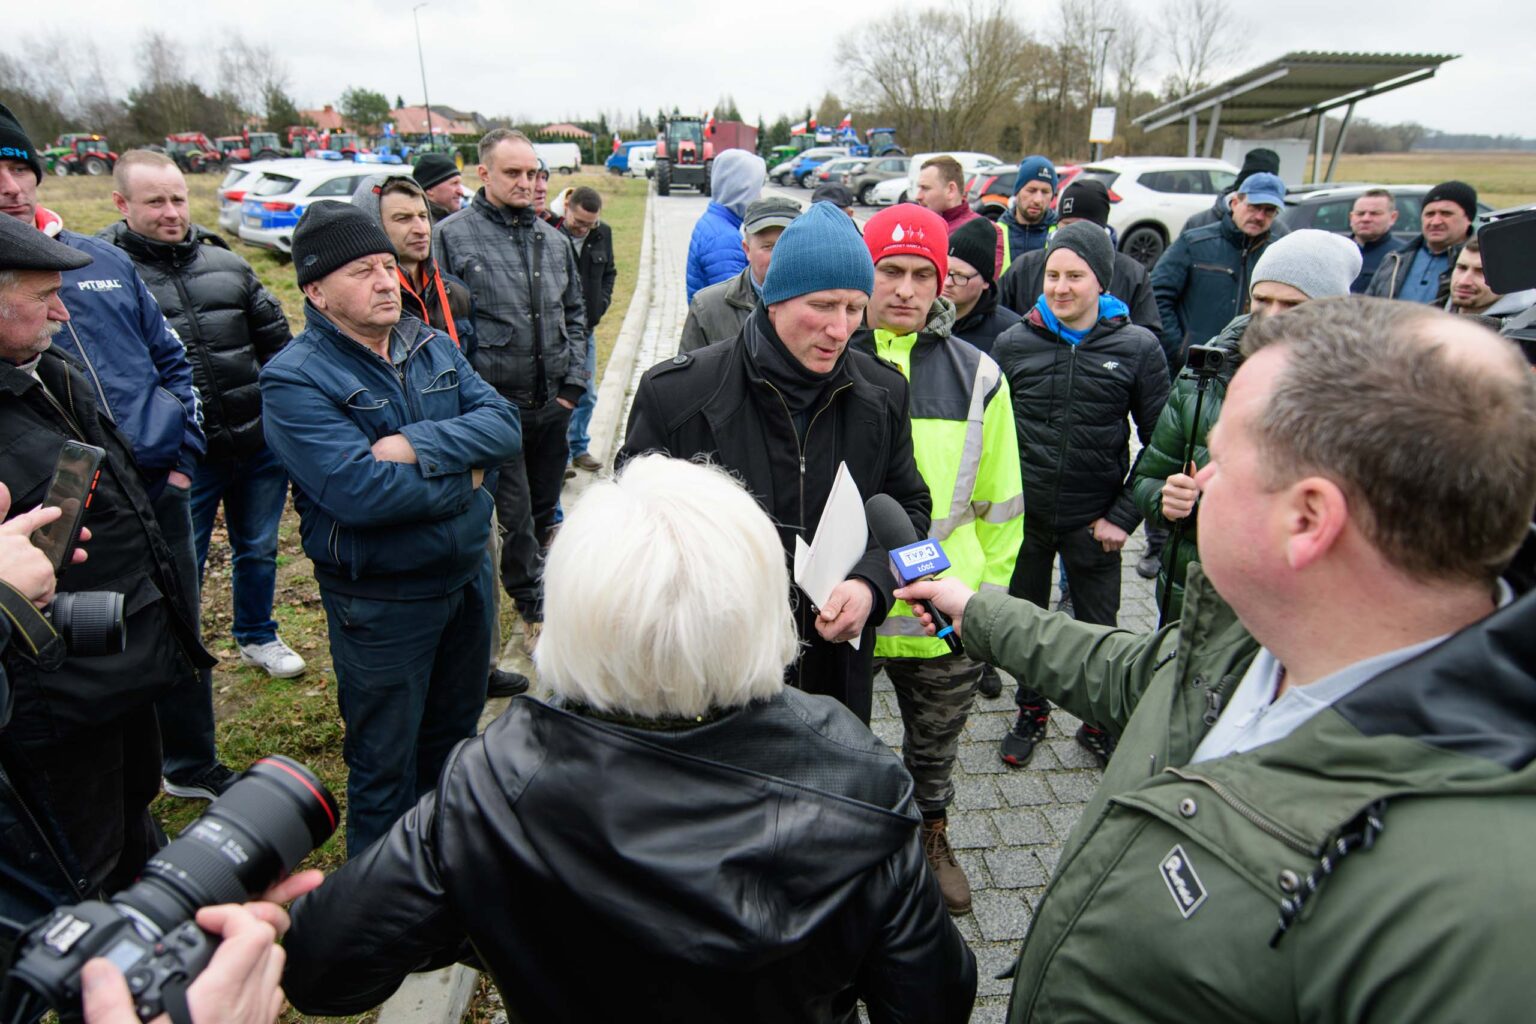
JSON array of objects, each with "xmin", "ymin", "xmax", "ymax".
[{"xmin": 1089, "ymin": 107, "xmax": 1117, "ymax": 145}]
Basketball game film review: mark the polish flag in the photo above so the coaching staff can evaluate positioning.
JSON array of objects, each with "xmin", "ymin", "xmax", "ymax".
[
  {"xmin": 705, "ymin": 111, "xmax": 716, "ymax": 133},
  {"xmin": 838, "ymin": 112, "xmax": 852, "ymax": 130},
  {"xmin": 809, "ymin": 116, "xmax": 818, "ymax": 131},
  {"xmin": 790, "ymin": 120, "xmax": 808, "ymax": 136},
  {"xmin": 612, "ymin": 133, "xmax": 622, "ymax": 153}
]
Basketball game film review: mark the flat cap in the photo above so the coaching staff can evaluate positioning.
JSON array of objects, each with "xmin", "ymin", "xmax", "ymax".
[{"xmin": 0, "ymin": 215, "xmax": 92, "ymax": 272}]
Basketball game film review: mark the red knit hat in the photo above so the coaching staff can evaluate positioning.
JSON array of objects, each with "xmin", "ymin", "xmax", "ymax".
[{"xmin": 864, "ymin": 204, "xmax": 948, "ymax": 282}]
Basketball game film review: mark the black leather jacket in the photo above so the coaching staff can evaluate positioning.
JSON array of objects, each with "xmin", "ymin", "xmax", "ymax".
[
  {"xmin": 99, "ymin": 222, "xmax": 291, "ymax": 462},
  {"xmin": 283, "ymin": 690, "xmax": 976, "ymax": 1022}
]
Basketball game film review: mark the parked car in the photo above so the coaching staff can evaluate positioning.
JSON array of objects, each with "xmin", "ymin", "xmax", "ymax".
[
  {"xmin": 868, "ymin": 175, "xmax": 911, "ymax": 207},
  {"xmin": 216, "ymin": 159, "xmax": 312, "ymax": 233},
  {"xmin": 532, "ymin": 142, "xmax": 582, "ymax": 175},
  {"xmin": 1279, "ymin": 183, "xmax": 1492, "ymax": 241},
  {"xmin": 629, "ymin": 145, "xmax": 656, "ymax": 179},
  {"xmin": 606, "ymin": 140, "xmax": 656, "ymax": 176},
  {"xmin": 905, "ymin": 151, "xmax": 1004, "ymax": 185},
  {"xmin": 814, "ymin": 157, "xmax": 864, "ymax": 187},
  {"xmin": 237, "ymin": 163, "xmax": 411, "ymax": 255},
  {"xmin": 1072, "ymin": 157, "xmax": 1240, "ymax": 269},
  {"xmin": 770, "ymin": 146, "xmax": 848, "ymax": 187},
  {"xmin": 845, "ymin": 154, "xmax": 910, "ymax": 205}
]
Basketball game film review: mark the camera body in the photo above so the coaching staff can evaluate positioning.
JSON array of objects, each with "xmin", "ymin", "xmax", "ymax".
[
  {"xmin": 1184, "ymin": 344, "xmax": 1226, "ymax": 379},
  {"xmin": 1, "ymin": 756, "xmax": 337, "ymax": 1023}
]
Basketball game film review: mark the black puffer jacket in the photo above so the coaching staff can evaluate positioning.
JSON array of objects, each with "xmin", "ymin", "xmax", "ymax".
[
  {"xmin": 283, "ymin": 690, "xmax": 976, "ymax": 1022},
  {"xmin": 951, "ymin": 285, "xmax": 1022, "ymax": 356},
  {"xmin": 619, "ymin": 310, "xmax": 931, "ymax": 722},
  {"xmin": 99, "ymin": 221, "xmax": 290, "ymax": 461},
  {"xmin": 992, "ymin": 306, "xmax": 1169, "ymax": 532}
]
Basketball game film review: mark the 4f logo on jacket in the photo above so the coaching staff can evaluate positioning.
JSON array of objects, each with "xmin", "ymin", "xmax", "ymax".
[{"xmin": 1159, "ymin": 845, "xmax": 1208, "ymax": 918}]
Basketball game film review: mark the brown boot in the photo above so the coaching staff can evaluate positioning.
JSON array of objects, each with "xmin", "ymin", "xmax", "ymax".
[
  {"xmin": 520, "ymin": 620, "xmax": 543, "ymax": 659},
  {"xmin": 921, "ymin": 815, "xmax": 971, "ymax": 915}
]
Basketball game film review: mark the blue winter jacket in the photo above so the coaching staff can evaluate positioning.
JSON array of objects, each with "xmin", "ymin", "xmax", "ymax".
[
  {"xmin": 260, "ymin": 307, "xmax": 522, "ymax": 600},
  {"xmin": 1002, "ymin": 207, "xmax": 1058, "ymax": 266},
  {"xmin": 1150, "ymin": 208, "xmax": 1289, "ymax": 368},
  {"xmin": 685, "ymin": 203, "xmax": 747, "ymax": 302},
  {"xmin": 52, "ymin": 229, "xmax": 204, "ymax": 484}
]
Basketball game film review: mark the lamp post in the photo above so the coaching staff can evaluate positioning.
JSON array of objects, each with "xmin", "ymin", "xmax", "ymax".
[{"xmin": 413, "ymin": 3, "xmax": 434, "ymax": 143}]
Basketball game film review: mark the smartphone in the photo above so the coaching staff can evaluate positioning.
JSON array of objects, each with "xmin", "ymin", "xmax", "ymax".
[{"xmin": 30, "ymin": 441, "xmax": 105, "ymax": 573}]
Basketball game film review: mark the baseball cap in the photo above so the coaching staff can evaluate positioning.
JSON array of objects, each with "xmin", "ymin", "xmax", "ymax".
[
  {"xmin": 1237, "ymin": 172, "xmax": 1286, "ymax": 209},
  {"xmin": 742, "ymin": 196, "xmax": 802, "ymax": 236}
]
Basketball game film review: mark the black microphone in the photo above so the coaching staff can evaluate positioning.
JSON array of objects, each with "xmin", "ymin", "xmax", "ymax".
[{"xmin": 864, "ymin": 494, "xmax": 962, "ymax": 654}]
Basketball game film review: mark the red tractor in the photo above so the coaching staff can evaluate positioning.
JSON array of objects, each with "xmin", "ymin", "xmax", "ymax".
[
  {"xmin": 217, "ymin": 130, "xmax": 284, "ymax": 163},
  {"xmin": 164, "ymin": 133, "xmax": 224, "ymax": 173},
  {"xmin": 286, "ymin": 126, "xmax": 322, "ymax": 156},
  {"xmin": 654, "ymin": 115, "xmax": 713, "ymax": 198},
  {"xmin": 46, "ymin": 134, "xmax": 117, "ymax": 177}
]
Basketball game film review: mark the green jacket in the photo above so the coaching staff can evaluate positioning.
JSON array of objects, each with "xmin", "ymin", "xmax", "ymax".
[
  {"xmin": 1129, "ymin": 314, "xmax": 1246, "ymax": 613},
  {"xmin": 855, "ymin": 299, "xmax": 1023, "ymax": 659},
  {"xmin": 961, "ymin": 563, "xmax": 1536, "ymax": 1023}
]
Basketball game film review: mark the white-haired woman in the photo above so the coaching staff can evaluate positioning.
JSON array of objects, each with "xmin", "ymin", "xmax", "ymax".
[{"xmin": 281, "ymin": 455, "xmax": 976, "ymax": 1023}]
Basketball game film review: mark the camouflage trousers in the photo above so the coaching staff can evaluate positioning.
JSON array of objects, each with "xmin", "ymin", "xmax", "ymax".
[{"xmin": 875, "ymin": 653, "xmax": 983, "ymax": 813}]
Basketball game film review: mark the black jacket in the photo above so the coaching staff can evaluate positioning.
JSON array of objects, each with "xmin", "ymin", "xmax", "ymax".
[
  {"xmin": 282, "ymin": 690, "xmax": 976, "ymax": 1022},
  {"xmin": 992, "ymin": 306, "xmax": 1170, "ymax": 533},
  {"xmin": 618, "ymin": 312, "xmax": 931, "ymax": 721},
  {"xmin": 997, "ymin": 246, "xmax": 1161, "ymax": 335},
  {"xmin": 566, "ymin": 221, "xmax": 616, "ymax": 330},
  {"xmin": 99, "ymin": 221, "xmax": 290, "ymax": 462},
  {"xmin": 950, "ymin": 286, "xmax": 1022, "ymax": 356}
]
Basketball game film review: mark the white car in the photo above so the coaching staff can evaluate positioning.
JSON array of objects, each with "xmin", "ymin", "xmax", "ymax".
[
  {"xmin": 1073, "ymin": 157, "xmax": 1240, "ymax": 268},
  {"xmin": 906, "ymin": 151, "xmax": 1005, "ymax": 185},
  {"xmin": 868, "ymin": 175, "xmax": 911, "ymax": 207},
  {"xmin": 237, "ymin": 163, "xmax": 412, "ymax": 255},
  {"xmin": 629, "ymin": 145, "xmax": 656, "ymax": 179},
  {"xmin": 216, "ymin": 159, "xmax": 311, "ymax": 233}
]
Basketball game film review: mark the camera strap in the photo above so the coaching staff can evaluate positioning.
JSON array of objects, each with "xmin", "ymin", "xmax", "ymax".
[
  {"xmin": 0, "ymin": 582, "xmax": 65, "ymax": 672},
  {"xmin": 160, "ymin": 975, "xmax": 195, "ymax": 1024}
]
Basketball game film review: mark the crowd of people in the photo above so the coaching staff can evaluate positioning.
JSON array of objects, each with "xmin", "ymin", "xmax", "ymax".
[{"xmin": 2, "ymin": 99, "xmax": 1536, "ymax": 1023}]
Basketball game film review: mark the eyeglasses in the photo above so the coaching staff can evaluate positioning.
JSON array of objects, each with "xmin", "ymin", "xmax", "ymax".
[{"xmin": 946, "ymin": 268, "xmax": 979, "ymax": 285}]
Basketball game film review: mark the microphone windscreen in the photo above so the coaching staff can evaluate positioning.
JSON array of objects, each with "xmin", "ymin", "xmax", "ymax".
[{"xmin": 864, "ymin": 493, "xmax": 921, "ymax": 551}]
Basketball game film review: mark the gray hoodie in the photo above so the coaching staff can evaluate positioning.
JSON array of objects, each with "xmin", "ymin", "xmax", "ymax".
[{"xmin": 710, "ymin": 150, "xmax": 766, "ymax": 219}]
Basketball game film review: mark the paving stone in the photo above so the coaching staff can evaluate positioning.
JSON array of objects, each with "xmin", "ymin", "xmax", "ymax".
[
  {"xmin": 870, "ymin": 717, "xmax": 904, "ymax": 750},
  {"xmin": 1048, "ymin": 736, "xmax": 1102, "ymax": 770},
  {"xmin": 954, "ymin": 909, "xmax": 982, "ymax": 944},
  {"xmin": 973, "ymin": 943, "xmax": 1021, "ymax": 999},
  {"xmin": 984, "ymin": 848, "xmax": 1048, "ymax": 889},
  {"xmin": 971, "ymin": 995, "xmax": 1011, "ymax": 1023},
  {"xmin": 1044, "ymin": 771, "xmax": 1099, "ymax": 804},
  {"xmin": 970, "ymin": 888, "xmax": 1033, "ymax": 942},
  {"xmin": 955, "ymin": 849, "xmax": 991, "ymax": 890},
  {"xmin": 995, "ymin": 770, "xmax": 1054, "ymax": 807},
  {"xmin": 965, "ymin": 710, "xmax": 1013, "ymax": 742},
  {"xmin": 1042, "ymin": 804, "xmax": 1085, "ymax": 843},
  {"xmin": 957, "ymin": 741, "xmax": 1011, "ymax": 775},
  {"xmin": 947, "ymin": 809, "xmax": 1001, "ymax": 849},
  {"xmin": 952, "ymin": 775, "xmax": 1004, "ymax": 811},
  {"xmin": 1036, "ymin": 846, "xmax": 1062, "ymax": 874},
  {"xmin": 989, "ymin": 807, "xmax": 1052, "ymax": 846}
]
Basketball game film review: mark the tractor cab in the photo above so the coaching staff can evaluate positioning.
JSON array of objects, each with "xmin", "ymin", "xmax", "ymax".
[
  {"xmin": 654, "ymin": 116, "xmax": 714, "ymax": 197},
  {"xmin": 866, "ymin": 128, "xmax": 905, "ymax": 156}
]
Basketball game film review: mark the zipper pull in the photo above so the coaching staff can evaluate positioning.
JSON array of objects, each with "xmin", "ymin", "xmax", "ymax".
[
  {"xmin": 799, "ymin": 455, "xmax": 806, "ymax": 477},
  {"xmin": 1203, "ymin": 687, "xmax": 1225, "ymax": 726}
]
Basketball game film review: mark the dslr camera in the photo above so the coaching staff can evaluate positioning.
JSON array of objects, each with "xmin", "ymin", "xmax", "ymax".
[{"xmin": 1, "ymin": 757, "xmax": 338, "ymax": 1023}]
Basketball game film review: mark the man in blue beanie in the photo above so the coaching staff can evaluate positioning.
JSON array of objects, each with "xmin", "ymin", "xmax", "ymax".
[
  {"xmin": 1002, "ymin": 155, "xmax": 1059, "ymax": 268},
  {"xmin": 620, "ymin": 203, "xmax": 931, "ymax": 722}
]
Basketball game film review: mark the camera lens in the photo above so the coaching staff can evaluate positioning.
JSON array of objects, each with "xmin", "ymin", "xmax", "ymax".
[
  {"xmin": 114, "ymin": 757, "xmax": 339, "ymax": 934},
  {"xmin": 47, "ymin": 591, "xmax": 126, "ymax": 656}
]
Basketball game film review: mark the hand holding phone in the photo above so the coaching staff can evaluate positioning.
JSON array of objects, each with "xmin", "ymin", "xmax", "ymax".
[{"xmin": 30, "ymin": 441, "xmax": 105, "ymax": 574}]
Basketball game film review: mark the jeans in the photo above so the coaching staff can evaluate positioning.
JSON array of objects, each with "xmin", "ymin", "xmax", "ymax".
[
  {"xmin": 189, "ymin": 445, "xmax": 289, "ymax": 646},
  {"xmin": 566, "ymin": 331, "xmax": 598, "ymax": 458},
  {"xmin": 320, "ymin": 557, "xmax": 495, "ymax": 854},
  {"xmin": 151, "ymin": 483, "xmax": 219, "ymax": 782},
  {"xmin": 494, "ymin": 401, "xmax": 572, "ymax": 621}
]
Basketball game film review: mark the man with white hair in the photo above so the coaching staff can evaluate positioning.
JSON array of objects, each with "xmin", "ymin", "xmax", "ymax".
[{"xmin": 281, "ymin": 455, "xmax": 977, "ymax": 1023}]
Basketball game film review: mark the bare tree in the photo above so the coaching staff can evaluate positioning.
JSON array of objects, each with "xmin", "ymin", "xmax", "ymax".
[
  {"xmin": 217, "ymin": 37, "xmax": 291, "ymax": 121},
  {"xmin": 1156, "ymin": 0, "xmax": 1245, "ymax": 97}
]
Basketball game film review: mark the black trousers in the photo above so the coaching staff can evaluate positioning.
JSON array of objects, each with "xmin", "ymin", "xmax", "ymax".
[
  {"xmin": 1010, "ymin": 520, "xmax": 1121, "ymax": 720},
  {"xmin": 493, "ymin": 401, "xmax": 572, "ymax": 622}
]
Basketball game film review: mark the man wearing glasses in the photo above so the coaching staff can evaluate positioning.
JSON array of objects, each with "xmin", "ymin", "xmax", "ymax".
[{"xmin": 946, "ymin": 217, "xmax": 1023, "ymax": 357}]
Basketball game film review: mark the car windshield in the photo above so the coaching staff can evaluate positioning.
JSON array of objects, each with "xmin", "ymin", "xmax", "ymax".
[
  {"xmin": 1077, "ymin": 168, "xmax": 1120, "ymax": 189},
  {"xmin": 666, "ymin": 121, "xmax": 702, "ymax": 148},
  {"xmin": 219, "ymin": 168, "xmax": 247, "ymax": 189},
  {"xmin": 247, "ymin": 174, "xmax": 299, "ymax": 198}
]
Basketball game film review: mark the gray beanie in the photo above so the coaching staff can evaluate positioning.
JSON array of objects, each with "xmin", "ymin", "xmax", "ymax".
[
  {"xmin": 1046, "ymin": 221, "xmax": 1114, "ymax": 292},
  {"xmin": 1250, "ymin": 229, "xmax": 1363, "ymax": 300}
]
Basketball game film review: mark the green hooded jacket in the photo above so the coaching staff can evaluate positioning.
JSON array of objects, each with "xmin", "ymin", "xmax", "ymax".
[{"xmin": 960, "ymin": 558, "xmax": 1536, "ymax": 1023}]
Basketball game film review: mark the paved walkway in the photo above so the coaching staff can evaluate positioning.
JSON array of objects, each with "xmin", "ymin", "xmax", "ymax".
[{"xmin": 622, "ymin": 187, "xmax": 1162, "ymax": 1023}]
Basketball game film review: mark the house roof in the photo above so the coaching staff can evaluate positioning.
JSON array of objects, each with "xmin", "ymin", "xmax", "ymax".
[
  {"xmin": 390, "ymin": 106, "xmax": 481, "ymax": 136},
  {"xmin": 300, "ymin": 105, "xmax": 346, "ymax": 131},
  {"xmin": 541, "ymin": 123, "xmax": 593, "ymax": 139}
]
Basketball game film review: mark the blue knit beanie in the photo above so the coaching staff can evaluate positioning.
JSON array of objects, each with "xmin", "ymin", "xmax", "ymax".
[
  {"xmin": 761, "ymin": 201, "xmax": 875, "ymax": 305},
  {"xmin": 1016, "ymin": 155, "xmax": 1057, "ymax": 194}
]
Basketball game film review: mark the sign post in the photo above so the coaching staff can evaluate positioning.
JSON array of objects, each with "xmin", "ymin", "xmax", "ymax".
[{"xmin": 1089, "ymin": 106, "xmax": 1117, "ymax": 161}]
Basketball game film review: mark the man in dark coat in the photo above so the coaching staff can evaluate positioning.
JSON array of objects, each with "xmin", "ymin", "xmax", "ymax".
[
  {"xmin": 0, "ymin": 215, "xmax": 214, "ymax": 940},
  {"xmin": 552, "ymin": 186, "xmax": 616, "ymax": 473},
  {"xmin": 946, "ymin": 216, "xmax": 1021, "ymax": 357},
  {"xmin": 620, "ymin": 203, "xmax": 931, "ymax": 724},
  {"xmin": 679, "ymin": 197, "xmax": 802, "ymax": 354},
  {"xmin": 1181, "ymin": 147, "xmax": 1281, "ymax": 234},
  {"xmin": 1366, "ymin": 180, "xmax": 1477, "ymax": 305}
]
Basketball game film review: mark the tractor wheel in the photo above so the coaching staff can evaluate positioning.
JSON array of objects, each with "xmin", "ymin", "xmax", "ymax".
[
  {"xmin": 700, "ymin": 162, "xmax": 712, "ymax": 196},
  {"xmin": 656, "ymin": 161, "xmax": 671, "ymax": 197},
  {"xmin": 857, "ymin": 183, "xmax": 875, "ymax": 206},
  {"xmin": 84, "ymin": 156, "xmax": 108, "ymax": 176},
  {"xmin": 53, "ymin": 160, "xmax": 70, "ymax": 177}
]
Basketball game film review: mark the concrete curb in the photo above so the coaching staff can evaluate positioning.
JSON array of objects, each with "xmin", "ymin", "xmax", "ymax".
[
  {"xmin": 585, "ymin": 183, "xmax": 657, "ymax": 472},
  {"xmin": 374, "ymin": 963, "xmax": 477, "ymax": 1024}
]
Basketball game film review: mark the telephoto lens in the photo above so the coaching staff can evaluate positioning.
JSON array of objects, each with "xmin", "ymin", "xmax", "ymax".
[
  {"xmin": 45, "ymin": 591, "xmax": 126, "ymax": 657},
  {"xmin": 1, "ymin": 757, "xmax": 339, "ymax": 1023}
]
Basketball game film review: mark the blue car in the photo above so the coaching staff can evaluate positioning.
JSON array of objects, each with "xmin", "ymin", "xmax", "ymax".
[{"xmin": 606, "ymin": 140, "xmax": 657, "ymax": 176}]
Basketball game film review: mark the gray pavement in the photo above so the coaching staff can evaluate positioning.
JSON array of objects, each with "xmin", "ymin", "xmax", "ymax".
[{"xmin": 628, "ymin": 185, "xmax": 1161, "ymax": 1023}]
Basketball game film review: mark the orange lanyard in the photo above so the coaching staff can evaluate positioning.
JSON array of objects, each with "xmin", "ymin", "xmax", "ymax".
[{"xmin": 399, "ymin": 265, "xmax": 461, "ymax": 348}]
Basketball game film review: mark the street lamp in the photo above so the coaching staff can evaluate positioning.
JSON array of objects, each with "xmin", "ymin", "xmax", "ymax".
[
  {"xmin": 1092, "ymin": 27, "xmax": 1116, "ymax": 160},
  {"xmin": 413, "ymin": 3, "xmax": 434, "ymax": 142}
]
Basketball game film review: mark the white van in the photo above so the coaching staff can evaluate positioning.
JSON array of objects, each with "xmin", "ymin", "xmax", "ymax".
[
  {"xmin": 532, "ymin": 142, "xmax": 583, "ymax": 175},
  {"xmin": 628, "ymin": 145, "xmax": 656, "ymax": 179},
  {"xmin": 906, "ymin": 151, "xmax": 1006, "ymax": 184}
]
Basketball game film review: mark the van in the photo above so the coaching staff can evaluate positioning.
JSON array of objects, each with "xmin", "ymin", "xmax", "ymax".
[
  {"xmin": 532, "ymin": 142, "xmax": 583, "ymax": 175},
  {"xmin": 629, "ymin": 145, "xmax": 656, "ymax": 179}
]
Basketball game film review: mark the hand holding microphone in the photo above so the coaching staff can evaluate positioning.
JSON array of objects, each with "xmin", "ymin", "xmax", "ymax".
[{"xmin": 864, "ymin": 494, "xmax": 964, "ymax": 654}]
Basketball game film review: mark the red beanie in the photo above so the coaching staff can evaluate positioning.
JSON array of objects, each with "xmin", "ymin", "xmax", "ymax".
[{"xmin": 865, "ymin": 204, "xmax": 948, "ymax": 282}]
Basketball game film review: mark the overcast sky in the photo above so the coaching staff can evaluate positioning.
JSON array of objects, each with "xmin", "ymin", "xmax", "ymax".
[{"xmin": 9, "ymin": 0, "xmax": 1533, "ymax": 139}]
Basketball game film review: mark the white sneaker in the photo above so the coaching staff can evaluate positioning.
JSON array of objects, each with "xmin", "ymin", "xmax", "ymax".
[{"xmin": 238, "ymin": 638, "xmax": 307, "ymax": 678}]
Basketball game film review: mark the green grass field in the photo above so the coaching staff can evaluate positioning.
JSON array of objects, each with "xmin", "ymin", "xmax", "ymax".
[
  {"xmin": 32, "ymin": 166, "xmax": 646, "ymax": 1024},
  {"xmin": 1327, "ymin": 151, "xmax": 1536, "ymax": 210}
]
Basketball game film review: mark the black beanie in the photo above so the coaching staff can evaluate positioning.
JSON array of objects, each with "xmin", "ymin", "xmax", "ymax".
[
  {"xmin": 292, "ymin": 201, "xmax": 396, "ymax": 287},
  {"xmin": 1046, "ymin": 221, "xmax": 1114, "ymax": 293},
  {"xmin": 948, "ymin": 217, "xmax": 999, "ymax": 286},
  {"xmin": 413, "ymin": 153, "xmax": 460, "ymax": 191},
  {"xmin": 1422, "ymin": 180, "xmax": 1478, "ymax": 222},
  {"xmin": 1056, "ymin": 179, "xmax": 1112, "ymax": 227},
  {"xmin": 1237, "ymin": 147, "xmax": 1281, "ymax": 180},
  {"xmin": 0, "ymin": 102, "xmax": 44, "ymax": 183}
]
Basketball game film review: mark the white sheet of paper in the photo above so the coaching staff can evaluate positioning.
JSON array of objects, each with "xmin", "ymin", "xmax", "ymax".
[{"xmin": 791, "ymin": 462, "xmax": 868, "ymax": 650}]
